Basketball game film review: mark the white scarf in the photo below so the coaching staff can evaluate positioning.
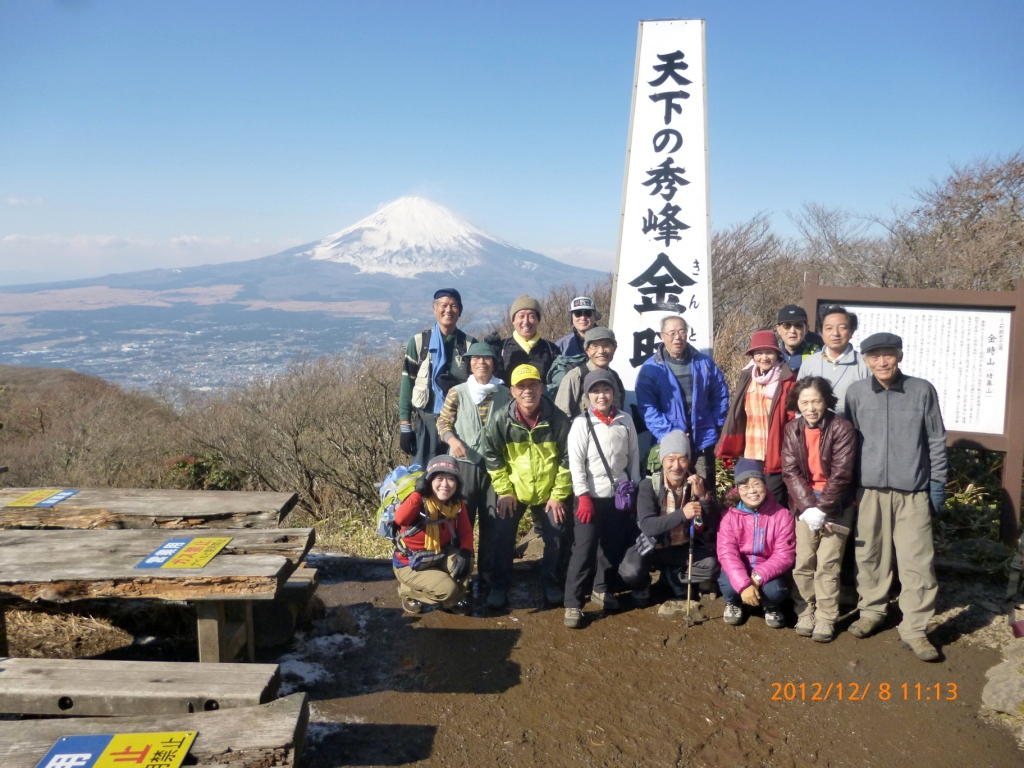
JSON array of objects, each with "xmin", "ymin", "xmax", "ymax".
[{"xmin": 467, "ymin": 376, "xmax": 502, "ymax": 405}]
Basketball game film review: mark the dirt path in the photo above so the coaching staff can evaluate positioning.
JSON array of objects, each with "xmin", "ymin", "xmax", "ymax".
[{"xmin": 290, "ymin": 555, "xmax": 1022, "ymax": 768}]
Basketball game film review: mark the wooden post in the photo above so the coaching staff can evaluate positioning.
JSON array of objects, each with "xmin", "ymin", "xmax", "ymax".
[
  {"xmin": 196, "ymin": 602, "xmax": 226, "ymax": 663},
  {"xmin": 1000, "ymin": 279, "xmax": 1024, "ymax": 543},
  {"xmin": 0, "ymin": 603, "xmax": 8, "ymax": 657}
]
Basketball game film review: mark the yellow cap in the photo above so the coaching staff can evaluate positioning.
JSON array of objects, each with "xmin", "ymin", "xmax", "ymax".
[{"xmin": 510, "ymin": 364, "xmax": 542, "ymax": 386}]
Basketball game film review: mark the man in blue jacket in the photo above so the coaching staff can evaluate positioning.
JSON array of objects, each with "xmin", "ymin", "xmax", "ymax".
[{"xmin": 636, "ymin": 315, "xmax": 729, "ymax": 490}]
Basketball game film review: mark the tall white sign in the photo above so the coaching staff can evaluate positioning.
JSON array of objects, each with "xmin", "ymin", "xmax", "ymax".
[
  {"xmin": 609, "ymin": 19, "xmax": 711, "ymax": 390},
  {"xmin": 844, "ymin": 304, "xmax": 1011, "ymax": 435}
]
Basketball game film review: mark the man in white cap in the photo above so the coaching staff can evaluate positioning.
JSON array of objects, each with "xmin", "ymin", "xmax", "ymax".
[{"xmin": 556, "ymin": 296, "xmax": 601, "ymax": 357}]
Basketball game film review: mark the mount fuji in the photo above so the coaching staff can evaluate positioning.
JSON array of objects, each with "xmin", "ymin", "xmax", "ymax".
[{"xmin": 0, "ymin": 198, "xmax": 605, "ymax": 388}]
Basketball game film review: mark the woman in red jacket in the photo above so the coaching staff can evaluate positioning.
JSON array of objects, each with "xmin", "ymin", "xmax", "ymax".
[
  {"xmin": 716, "ymin": 330, "xmax": 797, "ymax": 507},
  {"xmin": 393, "ymin": 456, "xmax": 474, "ymax": 615}
]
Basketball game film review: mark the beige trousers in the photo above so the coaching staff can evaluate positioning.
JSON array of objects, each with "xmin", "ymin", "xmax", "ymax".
[
  {"xmin": 855, "ymin": 488, "xmax": 937, "ymax": 640},
  {"xmin": 394, "ymin": 548, "xmax": 470, "ymax": 607},
  {"xmin": 793, "ymin": 519, "xmax": 848, "ymax": 622}
]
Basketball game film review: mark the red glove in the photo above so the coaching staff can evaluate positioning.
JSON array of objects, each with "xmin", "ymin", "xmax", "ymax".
[{"xmin": 575, "ymin": 494, "xmax": 594, "ymax": 524}]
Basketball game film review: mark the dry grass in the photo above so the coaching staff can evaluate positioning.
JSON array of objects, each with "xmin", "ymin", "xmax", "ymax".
[{"xmin": 6, "ymin": 604, "xmax": 133, "ymax": 659}]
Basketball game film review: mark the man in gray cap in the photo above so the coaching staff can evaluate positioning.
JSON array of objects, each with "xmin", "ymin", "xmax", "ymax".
[
  {"xmin": 843, "ymin": 332, "xmax": 947, "ymax": 662},
  {"xmin": 618, "ymin": 430, "xmax": 719, "ymax": 607},
  {"xmin": 399, "ymin": 288, "xmax": 478, "ymax": 470},
  {"xmin": 436, "ymin": 342, "xmax": 511, "ymax": 590},
  {"xmin": 554, "ymin": 326, "xmax": 626, "ymax": 419},
  {"xmin": 494, "ymin": 294, "xmax": 562, "ymax": 382}
]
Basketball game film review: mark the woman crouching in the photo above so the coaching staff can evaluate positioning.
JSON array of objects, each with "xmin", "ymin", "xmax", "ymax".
[
  {"xmin": 717, "ymin": 458, "xmax": 796, "ymax": 628},
  {"xmin": 393, "ymin": 456, "xmax": 474, "ymax": 615},
  {"xmin": 781, "ymin": 376, "xmax": 856, "ymax": 642}
]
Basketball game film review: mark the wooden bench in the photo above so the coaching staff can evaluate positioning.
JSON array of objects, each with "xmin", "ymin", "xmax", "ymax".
[
  {"xmin": 0, "ymin": 691, "xmax": 309, "ymax": 767},
  {"xmin": 0, "ymin": 657, "xmax": 280, "ymax": 716},
  {"xmin": 0, "ymin": 528, "xmax": 315, "ymax": 662},
  {"xmin": 0, "ymin": 487, "xmax": 299, "ymax": 530}
]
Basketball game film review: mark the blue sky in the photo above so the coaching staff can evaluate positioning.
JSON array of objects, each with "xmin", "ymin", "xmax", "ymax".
[{"xmin": 1, "ymin": 0, "xmax": 1021, "ymax": 284}]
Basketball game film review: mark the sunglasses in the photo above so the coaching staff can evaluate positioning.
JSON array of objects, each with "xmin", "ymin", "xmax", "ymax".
[
  {"xmin": 779, "ymin": 322, "xmax": 805, "ymax": 330},
  {"xmin": 572, "ymin": 310, "xmax": 594, "ymax": 317}
]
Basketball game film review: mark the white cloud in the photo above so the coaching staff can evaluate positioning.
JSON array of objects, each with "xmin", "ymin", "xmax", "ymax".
[
  {"xmin": 0, "ymin": 234, "xmax": 301, "ymax": 286},
  {"xmin": 3, "ymin": 197, "xmax": 43, "ymax": 207},
  {"xmin": 541, "ymin": 245, "xmax": 617, "ymax": 272}
]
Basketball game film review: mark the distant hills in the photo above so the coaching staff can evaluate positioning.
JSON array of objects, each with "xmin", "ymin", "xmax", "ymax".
[{"xmin": 0, "ymin": 198, "xmax": 605, "ymax": 390}]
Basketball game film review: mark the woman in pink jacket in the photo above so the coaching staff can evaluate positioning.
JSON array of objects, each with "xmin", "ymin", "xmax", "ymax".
[{"xmin": 717, "ymin": 458, "xmax": 796, "ymax": 628}]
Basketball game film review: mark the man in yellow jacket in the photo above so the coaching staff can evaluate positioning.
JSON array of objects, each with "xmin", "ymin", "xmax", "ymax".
[{"xmin": 483, "ymin": 364, "xmax": 572, "ymax": 610}]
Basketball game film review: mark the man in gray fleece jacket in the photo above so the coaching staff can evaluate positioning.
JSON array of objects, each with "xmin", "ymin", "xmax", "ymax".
[
  {"xmin": 843, "ymin": 332, "xmax": 947, "ymax": 662},
  {"xmin": 797, "ymin": 305, "xmax": 870, "ymax": 417}
]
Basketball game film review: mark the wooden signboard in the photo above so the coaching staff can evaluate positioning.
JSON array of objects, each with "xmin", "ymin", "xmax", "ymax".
[{"xmin": 802, "ymin": 271, "xmax": 1024, "ymax": 543}]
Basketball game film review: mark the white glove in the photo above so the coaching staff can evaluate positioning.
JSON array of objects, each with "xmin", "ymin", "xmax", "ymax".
[{"xmin": 799, "ymin": 507, "xmax": 827, "ymax": 532}]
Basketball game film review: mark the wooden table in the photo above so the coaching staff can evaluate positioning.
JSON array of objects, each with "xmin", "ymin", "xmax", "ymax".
[
  {"xmin": 0, "ymin": 691, "xmax": 309, "ymax": 767},
  {"xmin": 0, "ymin": 487, "xmax": 299, "ymax": 530},
  {"xmin": 0, "ymin": 528, "xmax": 314, "ymax": 662}
]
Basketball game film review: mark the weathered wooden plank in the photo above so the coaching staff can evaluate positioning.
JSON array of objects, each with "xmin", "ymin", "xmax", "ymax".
[
  {"xmin": 0, "ymin": 657, "xmax": 280, "ymax": 716},
  {"xmin": 0, "ymin": 488, "xmax": 299, "ymax": 530},
  {"xmin": 0, "ymin": 691, "xmax": 309, "ymax": 767},
  {"xmin": 0, "ymin": 528, "xmax": 315, "ymax": 603}
]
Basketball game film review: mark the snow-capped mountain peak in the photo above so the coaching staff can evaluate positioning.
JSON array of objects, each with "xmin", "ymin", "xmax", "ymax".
[{"xmin": 307, "ymin": 197, "xmax": 513, "ymax": 278}]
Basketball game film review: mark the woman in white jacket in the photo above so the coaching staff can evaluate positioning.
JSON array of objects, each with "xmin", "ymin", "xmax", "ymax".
[{"xmin": 563, "ymin": 369, "xmax": 641, "ymax": 628}]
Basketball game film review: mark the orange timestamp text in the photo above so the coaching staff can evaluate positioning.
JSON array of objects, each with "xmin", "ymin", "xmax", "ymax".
[{"xmin": 770, "ymin": 681, "xmax": 958, "ymax": 702}]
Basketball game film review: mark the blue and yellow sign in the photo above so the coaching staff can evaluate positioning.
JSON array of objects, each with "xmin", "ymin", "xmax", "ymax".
[
  {"xmin": 34, "ymin": 730, "xmax": 196, "ymax": 768},
  {"xmin": 135, "ymin": 537, "xmax": 232, "ymax": 569},
  {"xmin": 6, "ymin": 489, "xmax": 79, "ymax": 508}
]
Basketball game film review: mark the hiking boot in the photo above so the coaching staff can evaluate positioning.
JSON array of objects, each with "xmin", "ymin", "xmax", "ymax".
[
  {"xmin": 848, "ymin": 614, "xmax": 885, "ymax": 639},
  {"xmin": 902, "ymin": 636, "xmax": 940, "ymax": 662},
  {"xmin": 723, "ymin": 603, "xmax": 744, "ymax": 625},
  {"xmin": 564, "ymin": 607, "xmax": 584, "ymax": 629},
  {"xmin": 402, "ymin": 597, "xmax": 423, "ymax": 615},
  {"xmin": 812, "ymin": 620, "xmax": 835, "ymax": 643},
  {"xmin": 764, "ymin": 608, "xmax": 786, "ymax": 629},
  {"xmin": 631, "ymin": 586, "xmax": 652, "ymax": 608},
  {"xmin": 592, "ymin": 590, "xmax": 621, "ymax": 612},
  {"xmin": 795, "ymin": 614, "xmax": 815, "ymax": 637},
  {"xmin": 485, "ymin": 588, "xmax": 508, "ymax": 610},
  {"xmin": 543, "ymin": 584, "xmax": 564, "ymax": 607}
]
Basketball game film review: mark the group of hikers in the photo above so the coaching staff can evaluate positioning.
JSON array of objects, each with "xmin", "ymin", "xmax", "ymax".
[{"xmin": 392, "ymin": 288, "xmax": 948, "ymax": 663}]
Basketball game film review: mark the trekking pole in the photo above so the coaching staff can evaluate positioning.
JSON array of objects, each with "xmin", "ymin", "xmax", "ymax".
[{"xmin": 684, "ymin": 520, "xmax": 696, "ymax": 627}]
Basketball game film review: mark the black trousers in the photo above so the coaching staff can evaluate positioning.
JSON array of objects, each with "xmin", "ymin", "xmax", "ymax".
[
  {"xmin": 490, "ymin": 501, "xmax": 572, "ymax": 592},
  {"xmin": 619, "ymin": 539, "xmax": 720, "ymax": 597},
  {"xmin": 461, "ymin": 460, "xmax": 497, "ymax": 583},
  {"xmin": 563, "ymin": 497, "xmax": 638, "ymax": 609},
  {"xmin": 412, "ymin": 410, "xmax": 440, "ymax": 471},
  {"xmin": 766, "ymin": 471, "xmax": 788, "ymax": 509}
]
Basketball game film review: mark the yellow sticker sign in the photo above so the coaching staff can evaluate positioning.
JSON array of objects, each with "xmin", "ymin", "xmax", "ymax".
[
  {"xmin": 163, "ymin": 537, "xmax": 232, "ymax": 569},
  {"xmin": 7, "ymin": 489, "xmax": 70, "ymax": 507},
  {"xmin": 136, "ymin": 537, "xmax": 232, "ymax": 569},
  {"xmin": 35, "ymin": 730, "xmax": 196, "ymax": 768}
]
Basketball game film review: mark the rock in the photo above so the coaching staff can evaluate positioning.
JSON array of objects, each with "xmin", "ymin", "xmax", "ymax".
[
  {"xmin": 982, "ymin": 674, "xmax": 1024, "ymax": 715},
  {"xmin": 1002, "ymin": 639, "xmax": 1024, "ymax": 661},
  {"xmin": 515, "ymin": 531, "xmax": 545, "ymax": 561},
  {"xmin": 947, "ymin": 538, "xmax": 1012, "ymax": 563},
  {"xmin": 658, "ymin": 599, "xmax": 701, "ymax": 617},
  {"xmin": 324, "ymin": 605, "xmax": 360, "ymax": 636},
  {"xmin": 985, "ymin": 659, "xmax": 1024, "ymax": 679}
]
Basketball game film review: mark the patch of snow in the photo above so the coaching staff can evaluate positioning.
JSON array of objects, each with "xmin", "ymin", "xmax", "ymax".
[
  {"xmin": 305, "ymin": 197, "xmax": 511, "ymax": 278},
  {"xmin": 277, "ymin": 657, "xmax": 329, "ymax": 695}
]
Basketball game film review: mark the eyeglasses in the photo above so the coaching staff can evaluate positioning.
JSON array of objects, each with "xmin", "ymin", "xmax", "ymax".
[
  {"xmin": 661, "ymin": 329, "xmax": 687, "ymax": 338},
  {"xmin": 779, "ymin": 322, "xmax": 805, "ymax": 330},
  {"xmin": 739, "ymin": 479, "xmax": 766, "ymax": 490},
  {"xmin": 572, "ymin": 310, "xmax": 594, "ymax": 317}
]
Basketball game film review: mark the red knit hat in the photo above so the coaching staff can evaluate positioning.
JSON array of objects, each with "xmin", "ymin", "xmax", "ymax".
[{"xmin": 745, "ymin": 330, "xmax": 782, "ymax": 356}]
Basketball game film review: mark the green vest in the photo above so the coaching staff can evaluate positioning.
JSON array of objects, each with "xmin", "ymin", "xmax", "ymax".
[{"xmin": 451, "ymin": 382, "xmax": 510, "ymax": 465}]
